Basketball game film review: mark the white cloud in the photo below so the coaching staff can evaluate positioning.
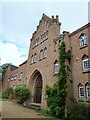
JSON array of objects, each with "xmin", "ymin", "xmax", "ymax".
[{"xmin": 0, "ymin": 41, "xmax": 27, "ymax": 66}]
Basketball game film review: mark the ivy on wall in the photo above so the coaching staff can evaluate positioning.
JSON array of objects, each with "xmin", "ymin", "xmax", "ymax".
[{"xmin": 46, "ymin": 41, "xmax": 71, "ymax": 118}]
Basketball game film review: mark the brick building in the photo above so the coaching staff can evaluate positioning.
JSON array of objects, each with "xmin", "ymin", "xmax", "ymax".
[
  {"xmin": 2, "ymin": 14, "xmax": 90, "ymax": 109},
  {"xmin": 2, "ymin": 60, "xmax": 27, "ymax": 92}
]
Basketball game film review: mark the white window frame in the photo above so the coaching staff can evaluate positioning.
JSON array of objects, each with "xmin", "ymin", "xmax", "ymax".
[
  {"xmin": 83, "ymin": 59, "xmax": 90, "ymax": 71},
  {"xmin": 40, "ymin": 50, "xmax": 43, "ymax": 60},
  {"xmin": 43, "ymin": 48, "xmax": 47, "ymax": 58},
  {"xmin": 54, "ymin": 63, "xmax": 59, "ymax": 74},
  {"xmin": 33, "ymin": 54, "xmax": 36, "ymax": 63},
  {"xmin": 86, "ymin": 85, "xmax": 90, "ymax": 98},
  {"xmin": 79, "ymin": 86, "xmax": 84, "ymax": 97},
  {"xmin": 79, "ymin": 34, "xmax": 88, "ymax": 48},
  {"xmin": 19, "ymin": 72, "xmax": 23, "ymax": 80},
  {"xmin": 11, "ymin": 77, "xmax": 14, "ymax": 81}
]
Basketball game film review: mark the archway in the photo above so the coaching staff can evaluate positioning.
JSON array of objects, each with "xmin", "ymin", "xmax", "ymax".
[
  {"xmin": 34, "ymin": 74, "xmax": 42, "ymax": 103},
  {"xmin": 30, "ymin": 70, "xmax": 42, "ymax": 103}
]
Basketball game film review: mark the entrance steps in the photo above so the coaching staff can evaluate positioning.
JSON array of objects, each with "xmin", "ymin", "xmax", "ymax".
[{"xmin": 23, "ymin": 102, "xmax": 41, "ymax": 110}]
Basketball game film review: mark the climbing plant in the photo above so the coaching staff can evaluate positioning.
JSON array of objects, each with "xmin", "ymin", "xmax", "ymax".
[{"xmin": 46, "ymin": 41, "xmax": 69, "ymax": 118}]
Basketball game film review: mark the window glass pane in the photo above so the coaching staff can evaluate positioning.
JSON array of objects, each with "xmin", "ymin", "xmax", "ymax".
[
  {"xmin": 87, "ymin": 86, "xmax": 90, "ymax": 97},
  {"xmin": 79, "ymin": 87, "xmax": 84, "ymax": 96},
  {"xmin": 31, "ymin": 55, "xmax": 34, "ymax": 63},
  {"xmin": 83, "ymin": 59, "xmax": 90, "ymax": 70},
  {"xmin": 44, "ymin": 48, "xmax": 47, "ymax": 58},
  {"xmin": 19, "ymin": 73, "xmax": 23, "ymax": 80},
  {"xmin": 40, "ymin": 50, "xmax": 43, "ymax": 59},
  {"xmin": 55, "ymin": 64, "xmax": 59, "ymax": 73},
  {"xmin": 79, "ymin": 34, "xmax": 87, "ymax": 47}
]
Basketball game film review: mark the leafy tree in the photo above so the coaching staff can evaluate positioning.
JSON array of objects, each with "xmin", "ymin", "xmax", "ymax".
[{"xmin": 1, "ymin": 63, "xmax": 9, "ymax": 81}]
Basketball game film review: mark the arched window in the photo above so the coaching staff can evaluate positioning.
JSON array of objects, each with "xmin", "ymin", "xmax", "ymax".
[
  {"xmin": 85, "ymin": 83, "xmax": 90, "ymax": 98},
  {"xmin": 31, "ymin": 55, "xmax": 34, "ymax": 63},
  {"xmin": 54, "ymin": 60, "xmax": 59, "ymax": 74},
  {"xmin": 33, "ymin": 53, "xmax": 36, "ymax": 63},
  {"xmin": 40, "ymin": 50, "xmax": 43, "ymax": 60},
  {"xmin": 79, "ymin": 33, "xmax": 88, "ymax": 48},
  {"xmin": 43, "ymin": 48, "xmax": 47, "ymax": 58},
  {"xmin": 19, "ymin": 72, "xmax": 23, "ymax": 80},
  {"xmin": 82, "ymin": 54, "xmax": 90, "ymax": 71},
  {"xmin": 78, "ymin": 83, "xmax": 84, "ymax": 97}
]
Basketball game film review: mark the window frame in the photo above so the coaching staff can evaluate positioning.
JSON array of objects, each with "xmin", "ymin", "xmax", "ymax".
[
  {"xmin": 86, "ymin": 84, "xmax": 90, "ymax": 98},
  {"xmin": 40, "ymin": 50, "xmax": 43, "ymax": 60},
  {"xmin": 54, "ymin": 63, "xmax": 59, "ymax": 74},
  {"xmin": 79, "ymin": 34, "xmax": 88, "ymax": 48},
  {"xmin": 79, "ymin": 85, "xmax": 84, "ymax": 97},
  {"xmin": 43, "ymin": 48, "xmax": 47, "ymax": 58},
  {"xmin": 83, "ymin": 58, "xmax": 90, "ymax": 71},
  {"xmin": 19, "ymin": 72, "xmax": 23, "ymax": 80}
]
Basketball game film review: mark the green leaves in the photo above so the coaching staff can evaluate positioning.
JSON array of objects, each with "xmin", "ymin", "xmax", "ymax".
[
  {"xmin": 13, "ymin": 85, "xmax": 30, "ymax": 104},
  {"xmin": 46, "ymin": 41, "xmax": 67, "ymax": 118}
]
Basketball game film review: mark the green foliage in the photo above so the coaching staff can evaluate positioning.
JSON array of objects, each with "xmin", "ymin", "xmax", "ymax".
[
  {"xmin": 38, "ymin": 109, "xmax": 52, "ymax": 116},
  {"xmin": 13, "ymin": 85, "xmax": 30, "ymax": 104},
  {"xmin": 65, "ymin": 50, "xmax": 72, "ymax": 62},
  {"xmin": 67, "ymin": 100, "xmax": 90, "ymax": 119},
  {"xmin": 46, "ymin": 41, "xmax": 67, "ymax": 118},
  {"xmin": 2, "ymin": 87, "xmax": 13, "ymax": 99},
  {"xmin": 1, "ymin": 63, "xmax": 9, "ymax": 81}
]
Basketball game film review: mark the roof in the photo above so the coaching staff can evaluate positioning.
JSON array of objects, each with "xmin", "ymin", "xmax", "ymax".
[
  {"xmin": 19, "ymin": 60, "xmax": 27, "ymax": 66},
  {"xmin": 70, "ymin": 22, "xmax": 90, "ymax": 37},
  {"xmin": 10, "ymin": 65, "xmax": 18, "ymax": 71}
]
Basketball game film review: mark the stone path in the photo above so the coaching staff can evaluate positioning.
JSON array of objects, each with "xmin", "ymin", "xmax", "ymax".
[{"xmin": 1, "ymin": 101, "xmax": 58, "ymax": 119}]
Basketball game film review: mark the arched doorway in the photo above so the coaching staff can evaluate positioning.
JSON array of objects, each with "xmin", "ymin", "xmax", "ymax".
[
  {"xmin": 30, "ymin": 70, "xmax": 42, "ymax": 104},
  {"xmin": 34, "ymin": 74, "xmax": 42, "ymax": 103}
]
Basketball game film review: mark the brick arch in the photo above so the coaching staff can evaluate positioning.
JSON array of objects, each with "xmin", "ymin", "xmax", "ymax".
[
  {"xmin": 79, "ymin": 33, "xmax": 87, "ymax": 39},
  {"xmin": 29, "ymin": 69, "xmax": 43, "ymax": 103},
  {"xmin": 82, "ymin": 54, "xmax": 88, "ymax": 60}
]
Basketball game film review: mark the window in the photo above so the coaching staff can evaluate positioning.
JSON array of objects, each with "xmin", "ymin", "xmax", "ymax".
[
  {"xmin": 11, "ymin": 77, "xmax": 14, "ymax": 81},
  {"xmin": 33, "ymin": 53, "xmax": 36, "ymax": 63},
  {"xmin": 43, "ymin": 48, "xmax": 47, "ymax": 58},
  {"xmin": 31, "ymin": 55, "xmax": 34, "ymax": 64},
  {"xmin": 79, "ymin": 33, "xmax": 88, "ymax": 48},
  {"xmin": 45, "ymin": 30, "xmax": 48, "ymax": 40},
  {"xmin": 86, "ymin": 83, "xmax": 90, "ymax": 98},
  {"xmin": 54, "ymin": 61, "xmax": 59, "ymax": 74},
  {"xmin": 14, "ymin": 76, "xmax": 17, "ymax": 80},
  {"xmin": 78, "ymin": 84, "xmax": 84, "ymax": 97},
  {"xmin": 19, "ymin": 72, "xmax": 23, "ymax": 80},
  {"xmin": 83, "ymin": 59, "xmax": 90, "ymax": 71},
  {"xmin": 40, "ymin": 50, "xmax": 43, "ymax": 60}
]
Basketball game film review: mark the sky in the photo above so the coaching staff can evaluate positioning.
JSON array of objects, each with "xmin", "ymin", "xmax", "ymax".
[{"xmin": 0, "ymin": 0, "xmax": 89, "ymax": 66}]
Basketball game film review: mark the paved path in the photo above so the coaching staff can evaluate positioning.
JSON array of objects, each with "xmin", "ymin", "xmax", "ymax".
[{"xmin": 2, "ymin": 101, "xmax": 57, "ymax": 119}]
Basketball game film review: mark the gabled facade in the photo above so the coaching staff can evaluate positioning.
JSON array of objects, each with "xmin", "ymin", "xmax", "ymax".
[{"xmin": 2, "ymin": 14, "xmax": 90, "ymax": 109}]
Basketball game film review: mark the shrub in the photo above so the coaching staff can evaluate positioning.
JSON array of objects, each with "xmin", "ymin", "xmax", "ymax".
[
  {"xmin": 67, "ymin": 99, "xmax": 90, "ymax": 119},
  {"xmin": 13, "ymin": 85, "xmax": 30, "ymax": 104},
  {"xmin": 2, "ymin": 87, "xmax": 13, "ymax": 99}
]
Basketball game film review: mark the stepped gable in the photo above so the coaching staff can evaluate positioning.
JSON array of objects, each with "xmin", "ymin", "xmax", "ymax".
[{"xmin": 31, "ymin": 13, "xmax": 61, "ymax": 41}]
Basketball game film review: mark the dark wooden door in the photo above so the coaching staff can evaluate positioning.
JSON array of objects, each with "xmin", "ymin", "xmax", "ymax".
[{"xmin": 34, "ymin": 75, "xmax": 42, "ymax": 103}]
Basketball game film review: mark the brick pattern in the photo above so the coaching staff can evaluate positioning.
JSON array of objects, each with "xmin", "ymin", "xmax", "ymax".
[{"xmin": 2, "ymin": 14, "xmax": 90, "ymax": 107}]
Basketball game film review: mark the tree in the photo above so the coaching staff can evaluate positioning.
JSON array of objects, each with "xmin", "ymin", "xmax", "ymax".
[{"xmin": 1, "ymin": 63, "xmax": 9, "ymax": 81}]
